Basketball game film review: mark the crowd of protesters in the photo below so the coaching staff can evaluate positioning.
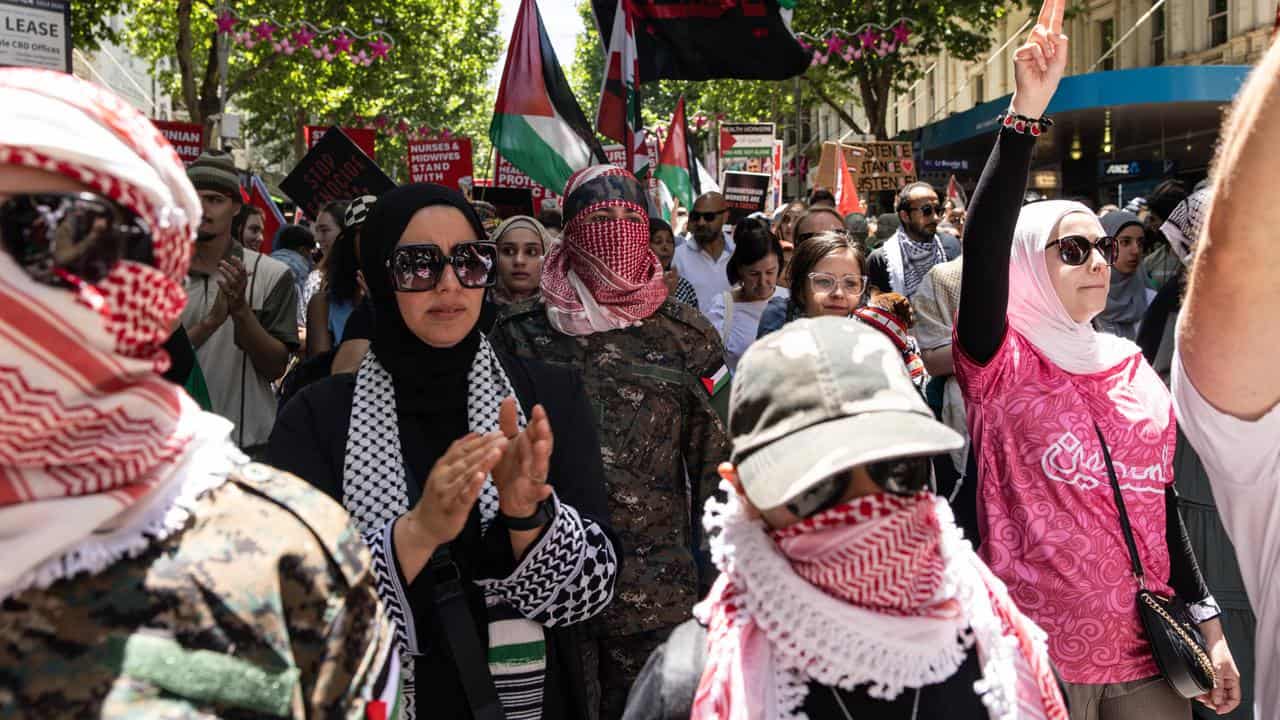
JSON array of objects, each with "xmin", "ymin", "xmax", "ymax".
[{"xmin": 4, "ymin": 2, "xmax": 1280, "ymax": 717}]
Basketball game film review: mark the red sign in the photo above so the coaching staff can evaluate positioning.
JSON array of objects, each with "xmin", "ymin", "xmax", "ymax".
[
  {"xmin": 494, "ymin": 144, "xmax": 627, "ymax": 211},
  {"xmin": 305, "ymin": 126, "xmax": 377, "ymax": 160},
  {"xmin": 407, "ymin": 137, "xmax": 474, "ymax": 190},
  {"xmin": 152, "ymin": 120, "xmax": 205, "ymax": 164}
]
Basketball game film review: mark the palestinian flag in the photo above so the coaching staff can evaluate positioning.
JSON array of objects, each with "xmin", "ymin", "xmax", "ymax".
[
  {"xmin": 247, "ymin": 175, "xmax": 286, "ymax": 253},
  {"xmin": 596, "ymin": 0, "xmax": 649, "ymax": 178},
  {"xmin": 701, "ymin": 364, "xmax": 731, "ymax": 425},
  {"xmin": 654, "ymin": 96, "xmax": 699, "ymax": 210},
  {"xmin": 834, "ymin": 147, "xmax": 864, "ymax": 217},
  {"xmin": 491, "ymin": 0, "xmax": 605, "ymax": 196},
  {"xmin": 592, "ymin": 0, "xmax": 809, "ymax": 82},
  {"xmin": 946, "ymin": 174, "xmax": 968, "ymax": 209}
]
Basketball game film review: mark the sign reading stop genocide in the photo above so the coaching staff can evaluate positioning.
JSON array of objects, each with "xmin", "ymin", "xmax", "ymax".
[{"xmin": 407, "ymin": 136, "xmax": 473, "ymax": 190}]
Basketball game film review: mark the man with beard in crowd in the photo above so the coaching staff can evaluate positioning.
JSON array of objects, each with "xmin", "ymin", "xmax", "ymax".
[
  {"xmin": 673, "ymin": 191, "xmax": 733, "ymax": 317},
  {"xmin": 492, "ymin": 165, "xmax": 731, "ymax": 719},
  {"xmin": 181, "ymin": 150, "xmax": 297, "ymax": 455},
  {"xmin": 867, "ymin": 182, "xmax": 956, "ymax": 298}
]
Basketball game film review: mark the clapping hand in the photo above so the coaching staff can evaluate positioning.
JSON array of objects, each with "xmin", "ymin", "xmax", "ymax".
[
  {"xmin": 492, "ymin": 397, "xmax": 555, "ymax": 521},
  {"xmin": 406, "ymin": 432, "xmax": 507, "ymax": 546},
  {"xmin": 1010, "ymin": 0, "xmax": 1068, "ymax": 120}
]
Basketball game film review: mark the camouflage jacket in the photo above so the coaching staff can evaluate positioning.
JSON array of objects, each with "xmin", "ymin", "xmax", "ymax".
[
  {"xmin": 491, "ymin": 298, "xmax": 732, "ymax": 636},
  {"xmin": 0, "ymin": 464, "xmax": 400, "ymax": 719}
]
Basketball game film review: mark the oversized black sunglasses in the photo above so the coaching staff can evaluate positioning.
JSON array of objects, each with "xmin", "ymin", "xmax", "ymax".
[
  {"xmin": 1047, "ymin": 234, "xmax": 1118, "ymax": 267},
  {"xmin": 689, "ymin": 209, "xmax": 726, "ymax": 223},
  {"xmin": 907, "ymin": 203, "xmax": 942, "ymax": 217},
  {"xmin": 386, "ymin": 242, "xmax": 497, "ymax": 292},
  {"xmin": 0, "ymin": 193, "xmax": 152, "ymax": 287},
  {"xmin": 785, "ymin": 456, "xmax": 933, "ymax": 518}
]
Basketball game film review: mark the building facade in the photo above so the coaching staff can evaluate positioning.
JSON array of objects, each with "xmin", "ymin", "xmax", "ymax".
[{"xmin": 809, "ymin": 0, "xmax": 1272, "ymax": 205}]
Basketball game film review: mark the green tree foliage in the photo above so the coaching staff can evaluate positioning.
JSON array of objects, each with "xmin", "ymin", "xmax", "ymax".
[
  {"xmin": 72, "ymin": 0, "xmax": 500, "ymax": 178},
  {"xmin": 792, "ymin": 0, "xmax": 1023, "ymax": 138}
]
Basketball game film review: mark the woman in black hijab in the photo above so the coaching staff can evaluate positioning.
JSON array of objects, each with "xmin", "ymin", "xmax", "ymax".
[{"xmin": 268, "ymin": 184, "xmax": 618, "ymax": 720}]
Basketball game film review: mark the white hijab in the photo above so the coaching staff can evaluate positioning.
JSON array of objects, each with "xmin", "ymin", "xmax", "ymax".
[{"xmin": 1007, "ymin": 201, "xmax": 1140, "ymax": 375}]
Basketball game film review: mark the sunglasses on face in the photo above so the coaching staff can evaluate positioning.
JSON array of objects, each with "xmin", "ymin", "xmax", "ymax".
[
  {"xmin": 784, "ymin": 456, "xmax": 934, "ymax": 518},
  {"xmin": 0, "ymin": 193, "xmax": 152, "ymax": 287},
  {"xmin": 908, "ymin": 204, "xmax": 941, "ymax": 217},
  {"xmin": 808, "ymin": 272, "xmax": 866, "ymax": 296},
  {"xmin": 1047, "ymin": 234, "xmax": 1118, "ymax": 267},
  {"xmin": 689, "ymin": 209, "xmax": 726, "ymax": 223},
  {"xmin": 386, "ymin": 242, "xmax": 497, "ymax": 292}
]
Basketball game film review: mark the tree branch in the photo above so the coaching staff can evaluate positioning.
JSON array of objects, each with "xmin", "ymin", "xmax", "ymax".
[
  {"xmin": 175, "ymin": 0, "xmax": 200, "ymax": 122},
  {"xmin": 227, "ymin": 53, "xmax": 281, "ymax": 98},
  {"xmin": 802, "ymin": 74, "xmax": 867, "ymax": 137}
]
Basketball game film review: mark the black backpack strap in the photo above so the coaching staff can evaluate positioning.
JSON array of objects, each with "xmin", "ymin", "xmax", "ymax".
[{"xmin": 428, "ymin": 545, "xmax": 505, "ymax": 720}]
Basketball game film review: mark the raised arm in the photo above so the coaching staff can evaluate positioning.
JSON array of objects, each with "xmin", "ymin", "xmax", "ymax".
[
  {"xmin": 956, "ymin": 0, "xmax": 1068, "ymax": 363},
  {"xmin": 1179, "ymin": 40, "xmax": 1280, "ymax": 420}
]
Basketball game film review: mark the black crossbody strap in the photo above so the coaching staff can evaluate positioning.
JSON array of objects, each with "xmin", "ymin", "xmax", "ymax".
[
  {"xmin": 428, "ymin": 545, "xmax": 505, "ymax": 720},
  {"xmin": 1093, "ymin": 423, "xmax": 1146, "ymax": 588}
]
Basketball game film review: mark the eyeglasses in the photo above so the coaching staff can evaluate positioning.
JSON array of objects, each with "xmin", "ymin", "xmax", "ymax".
[
  {"xmin": 907, "ymin": 204, "xmax": 941, "ymax": 217},
  {"xmin": 866, "ymin": 456, "xmax": 933, "ymax": 495},
  {"xmin": 808, "ymin": 272, "xmax": 866, "ymax": 296},
  {"xmin": 1047, "ymin": 234, "xmax": 1118, "ymax": 267},
  {"xmin": 796, "ymin": 228, "xmax": 850, "ymax": 245},
  {"xmin": 689, "ymin": 209, "xmax": 726, "ymax": 223},
  {"xmin": 0, "ymin": 193, "xmax": 152, "ymax": 287},
  {"xmin": 386, "ymin": 242, "xmax": 497, "ymax": 292}
]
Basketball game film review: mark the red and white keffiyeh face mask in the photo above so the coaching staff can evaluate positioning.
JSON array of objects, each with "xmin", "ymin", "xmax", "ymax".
[
  {"xmin": 0, "ymin": 69, "xmax": 213, "ymax": 601},
  {"xmin": 541, "ymin": 165, "xmax": 666, "ymax": 336}
]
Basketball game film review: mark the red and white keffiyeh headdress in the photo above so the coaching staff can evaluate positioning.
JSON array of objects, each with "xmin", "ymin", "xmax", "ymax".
[
  {"xmin": 0, "ymin": 69, "xmax": 234, "ymax": 601},
  {"xmin": 692, "ymin": 483, "xmax": 1069, "ymax": 720},
  {"xmin": 540, "ymin": 165, "xmax": 666, "ymax": 336}
]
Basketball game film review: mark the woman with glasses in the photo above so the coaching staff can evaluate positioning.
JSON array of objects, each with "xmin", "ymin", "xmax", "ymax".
[
  {"xmin": 267, "ymin": 183, "xmax": 619, "ymax": 720},
  {"xmin": 706, "ymin": 218, "xmax": 788, "ymax": 372},
  {"xmin": 756, "ymin": 230, "xmax": 868, "ymax": 339},
  {"xmin": 952, "ymin": 1, "xmax": 1239, "ymax": 715}
]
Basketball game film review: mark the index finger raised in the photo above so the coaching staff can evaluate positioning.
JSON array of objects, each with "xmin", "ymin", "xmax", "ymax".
[{"xmin": 1048, "ymin": 0, "xmax": 1064, "ymax": 35}]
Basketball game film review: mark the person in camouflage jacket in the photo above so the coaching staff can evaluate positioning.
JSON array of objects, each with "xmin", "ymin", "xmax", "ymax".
[
  {"xmin": 490, "ymin": 165, "xmax": 732, "ymax": 718},
  {"xmin": 0, "ymin": 68, "xmax": 399, "ymax": 719}
]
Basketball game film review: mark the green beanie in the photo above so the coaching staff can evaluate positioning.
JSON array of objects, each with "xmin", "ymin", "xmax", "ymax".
[{"xmin": 187, "ymin": 149, "xmax": 241, "ymax": 199}]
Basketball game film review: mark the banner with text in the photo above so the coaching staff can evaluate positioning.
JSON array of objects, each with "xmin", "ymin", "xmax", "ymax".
[
  {"xmin": 848, "ymin": 141, "xmax": 916, "ymax": 193},
  {"xmin": 152, "ymin": 120, "xmax": 205, "ymax": 165},
  {"xmin": 305, "ymin": 125, "xmax": 377, "ymax": 161},
  {"xmin": 282, "ymin": 126, "xmax": 396, "ymax": 218},
  {"xmin": 407, "ymin": 136, "xmax": 474, "ymax": 191},
  {"xmin": 495, "ymin": 144, "xmax": 625, "ymax": 211},
  {"xmin": 719, "ymin": 123, "xmax": 777, "ymax": 207},
  {"xmin": 722, "ymin": 171, "xmax": 771, "ymax": 226},
  {"xmin": 0, "ymin": 0, "xmax": 70, "ymax": 72}
]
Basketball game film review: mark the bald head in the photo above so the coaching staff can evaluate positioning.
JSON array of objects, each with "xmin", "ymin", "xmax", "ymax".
[{"xmin": 690, "ymin": 192, "xmax": 729, "ymax": 245}]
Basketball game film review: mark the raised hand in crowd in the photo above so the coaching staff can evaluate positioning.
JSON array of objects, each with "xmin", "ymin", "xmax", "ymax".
[
  {"xmin": 216, "ymin": 256, "xmax": 250, "ymax": 318},
  {"xmin": 494, "ymin": 397, "xmax": 556, "ymax": 556},
  {"xmin": 1009, "ymin": 0, "xmax": 1068, "ymax": 120}
]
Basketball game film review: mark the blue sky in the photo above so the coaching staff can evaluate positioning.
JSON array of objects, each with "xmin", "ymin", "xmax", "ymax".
[{"xmin": 494, "ymin": 0, "xmax": 587, "ymax": 84}]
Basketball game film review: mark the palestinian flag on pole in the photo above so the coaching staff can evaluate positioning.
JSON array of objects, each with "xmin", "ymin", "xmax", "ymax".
[
  {"xmin": 247, "ymin": 174, "xmax": 285, "ymax": 253},
  {"xmin": 491, "ymin": 0, "xmax": 605, "ymax": 195},
  {"xmin": 596, "ymin": 0, "xmax": 649, "ymax": 178},
  {"xmin": 654, "ymin": 96, "xmax": 699, "ymax": 210}
]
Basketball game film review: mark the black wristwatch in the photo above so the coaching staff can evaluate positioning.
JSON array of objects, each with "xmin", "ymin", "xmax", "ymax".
[{"xmin": 499, "ymin": 498, "xmax": 556, "ymax": 530}]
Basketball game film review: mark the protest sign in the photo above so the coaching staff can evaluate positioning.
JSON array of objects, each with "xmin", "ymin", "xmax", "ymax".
[
  {"xmin": 304, "ymin": 125, "xmax": 377, "ymax": 159},
  {"xmin": 281, "ymin": 126, "xmax": 395, "ymax": 218},
  {"xmin": 722, "ymin": 171, "xmax": 770, "ymax": 226},
  {"xmin": 814, "ymin": 142, "xmax": 866, "ymax": 194},
  {"xmin": 497, "ymin": 153, "xmax": 559, "ymax": 209},
  {"xmin": 407, "ymin": 136, "xmax": 474, "ymax": 190},
  {"xmin": 0, "ymin": 0, "xmax": 70, "ymax": 72},
  {"xmin": 152, "ymin": 120, "xmax": 205, "ymax": 164},
  {"xmin": 850, "ymin": 141, "xmax": 916, "ymax": 193},
  {"xmin": 720, "ymin": 123, "xmax": 777, "ymax": 203}
]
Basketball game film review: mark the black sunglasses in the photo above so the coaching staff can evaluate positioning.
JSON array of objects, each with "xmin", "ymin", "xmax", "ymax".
[
  {"xmin": 689, "ymin": 209, "xmax": 726, "ymax": 223},
  {"xmin": 386, "ymin": 242, "xmax": 497, "ymax": 292},
  {"xmin": 1047, "ymin": 234, "xmax": 1118, "ymax": 267},
  {"xmin": 907, "ymin": 203, "xmax": 941, "ymax": 217},
  {"xmin": 784, "ymin": 456, "xmax": 933, "ymax": 518},
  {"xmin": 0, "ymin": 193, "xmax": 152, "ymax": 288}
]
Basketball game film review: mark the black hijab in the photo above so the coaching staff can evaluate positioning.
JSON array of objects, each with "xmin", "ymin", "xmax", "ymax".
[{"xmin": 359, "ymin": 183, "xmax": 489, "ymax": 415}]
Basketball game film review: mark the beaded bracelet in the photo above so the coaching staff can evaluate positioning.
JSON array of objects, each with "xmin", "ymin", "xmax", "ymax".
[{"xmin": 999, "ymin": 111, "xmax": 1054, "ymax": 137}]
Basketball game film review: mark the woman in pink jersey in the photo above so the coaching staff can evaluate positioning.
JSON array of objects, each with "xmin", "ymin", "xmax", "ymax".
[{"xmin": 951, "ymin": 1, "xmax": 1240, "ymax": 717}]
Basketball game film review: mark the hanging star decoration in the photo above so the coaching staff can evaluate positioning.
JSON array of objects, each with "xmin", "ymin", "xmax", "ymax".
[
  {"xmin": 796, "ymin": 20, "xmax": 912, "ymax": 66},
  {"xmin": 217, "ymin": 12, "xmax": 394, "ymax": 66}
]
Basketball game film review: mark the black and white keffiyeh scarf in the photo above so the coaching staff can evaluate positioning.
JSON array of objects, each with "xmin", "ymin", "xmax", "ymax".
[
  {"xmin": 885, "ymin": 227, "xmax": 948, "ymax": 298},
  {"xmin": 344, "ymin": 338, "xmax": 618, "ymax": 719}
]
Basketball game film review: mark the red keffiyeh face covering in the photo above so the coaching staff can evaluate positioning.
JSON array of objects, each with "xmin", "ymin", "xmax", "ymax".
[
  {"xmin": 540, "ymin": 165, "xmax": 666, "ymax": 336},
  {"xmin": 0, "ymin": 68, "xmax": 216, "ymax": 601}
]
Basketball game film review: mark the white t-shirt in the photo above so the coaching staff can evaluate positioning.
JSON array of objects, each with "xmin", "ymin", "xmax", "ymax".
[
  {"xmin": 672, "ymin": 232, "xmax": 734, "ymax": 317},
  {"xmin": 1172, "ymin": 351, "xmax": 1280, "ymax": 718},
  {"xmin": 706, "ymin": 286, "xmax": 789, "ymax": 373}
]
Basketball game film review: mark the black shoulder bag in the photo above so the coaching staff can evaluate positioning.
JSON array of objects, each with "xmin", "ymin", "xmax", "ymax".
[{"xmin": 1093, "ymin": 424, "xmax": 1216, "ymax": 698}]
